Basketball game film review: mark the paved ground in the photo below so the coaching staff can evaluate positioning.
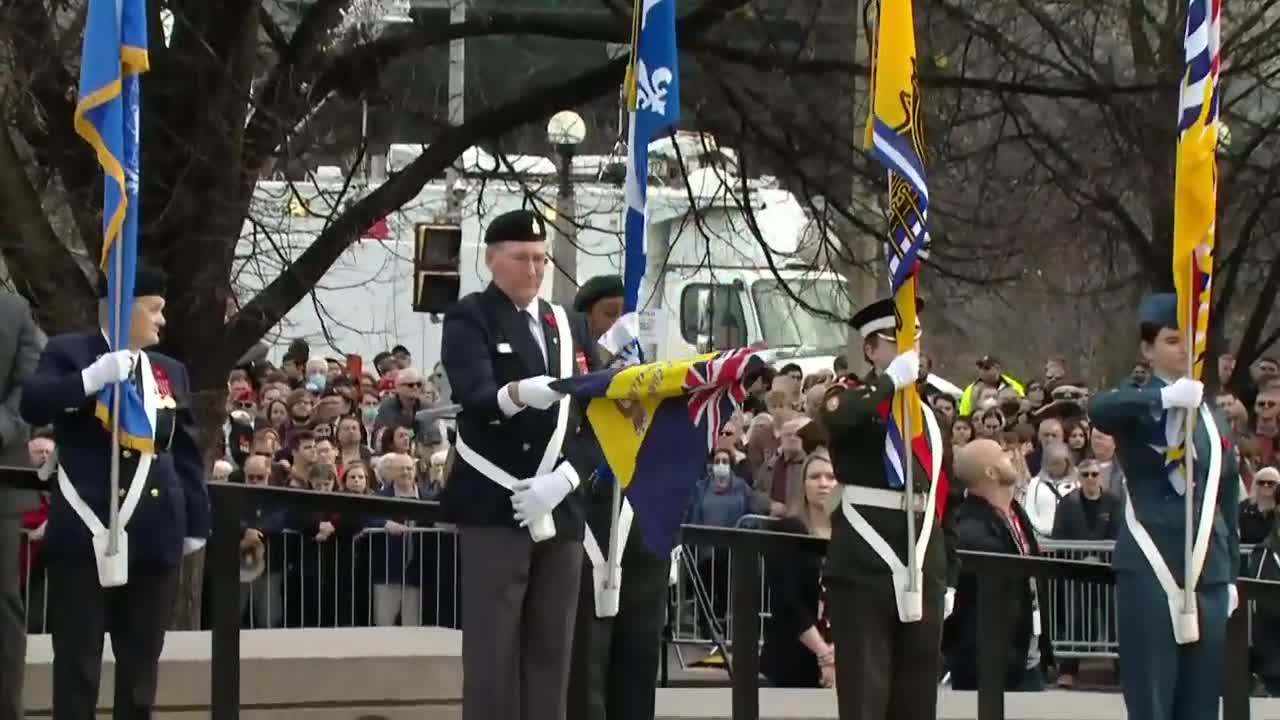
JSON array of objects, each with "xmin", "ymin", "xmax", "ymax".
[{"xmin": 654, "ymin": 688, "xmax": 1280, "ymax": 719}]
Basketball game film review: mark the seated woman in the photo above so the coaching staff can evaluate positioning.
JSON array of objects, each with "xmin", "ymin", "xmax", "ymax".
[{"xmin": 760, "ymin": 449, "xmax": 839, "ymax": 688}]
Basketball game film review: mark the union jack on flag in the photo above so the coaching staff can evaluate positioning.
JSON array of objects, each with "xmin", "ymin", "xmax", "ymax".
[
  {"xmin": 1173, "ymin": 0, "xmax": 1222, "ymax": 381},
  {"xmin": 552, "ymin": 348, "xmax": 765, "ymax": 554},
  {"xmin": 684, "ymin": 348, "xmax": 755, "ymax": 447}
]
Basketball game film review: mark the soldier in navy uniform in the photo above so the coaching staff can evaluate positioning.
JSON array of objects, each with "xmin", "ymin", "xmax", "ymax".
[
  {"xmin": 441, "ymin": 210, "xmax": 600, "ymax": 720},
  {"xmin": 818, "ymin": 298, "xmax": 957, "ymax": 720},
  {"xmin": 19, "ymin": 265, "xmax": 208, "ymax": 719},
  {"xmin": 1088, "ymin": 294, "xmax": 1241, "ymax": 720},
  {"xmin": 566, "ymin": 275, "xmax": 670, "ymax": 720}
]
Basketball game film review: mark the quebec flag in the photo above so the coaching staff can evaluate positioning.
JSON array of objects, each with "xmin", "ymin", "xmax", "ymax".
[{"xmin": 619, "ymin": 0, "xmax": 680, "ymax": 360}]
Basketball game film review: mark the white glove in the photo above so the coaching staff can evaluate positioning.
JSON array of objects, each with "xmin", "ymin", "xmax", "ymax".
[
  {"xmin": 183, "ymin": 537, "xmax": 207, "ymax": 556},
  {"xmin": 516, "ymin": 376, "xmax": 566, "ymax": 411},
  {"xmin": 81, "ymin": 350, "xmax": 135, "ymax": 396},
  {"xmin": 1160, "ymin": 378, "xmax": 1204, "ymax": 410},
  {"xmin": 510, "ymin": 465, "xmax": 577, "ymax": 525},
  {"xmin": 944, "ymin": 587, "xmax": 956, "ymax": 620},
  {"xmin": 884, "ymin": 350, "xmax": 920, "ymax": 391},
  {"xmin": 1228, "ymin": 583, "xmax": 1239, "ymax": 617}
]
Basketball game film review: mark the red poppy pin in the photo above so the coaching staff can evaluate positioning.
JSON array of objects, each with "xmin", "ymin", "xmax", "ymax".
[
  {"xmin": 544, "ymin": 311, "xmax": 558, "ymax": 330},
  {"xmin": 152, "ymin": 365, "xmax": 173, "ymax": 398}
]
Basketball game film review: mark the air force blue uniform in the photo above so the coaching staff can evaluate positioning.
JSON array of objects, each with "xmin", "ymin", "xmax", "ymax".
[
  {"xmin": 21, "ymin": 330, "xmax": 208, "ymax": 719},
  {"xmin": 1088, "ymin": 295, "xmax": 1240, "ymax": 720}
]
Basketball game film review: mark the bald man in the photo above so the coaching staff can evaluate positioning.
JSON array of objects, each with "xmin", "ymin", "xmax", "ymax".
[{"xmin": 944, "ymin": 440, "xmax": 1055, "ymax": 691}]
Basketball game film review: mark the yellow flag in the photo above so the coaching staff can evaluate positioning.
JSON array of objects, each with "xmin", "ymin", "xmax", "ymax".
[{"xmin": 1172, "ymin": 7, "xmax": 1220, "ymax": 381}]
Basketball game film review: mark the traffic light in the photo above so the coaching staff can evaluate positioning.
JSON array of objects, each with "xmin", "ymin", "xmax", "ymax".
[{"xmin": 413, "ymin": 223, "xmax": 462, "ymax": 313}]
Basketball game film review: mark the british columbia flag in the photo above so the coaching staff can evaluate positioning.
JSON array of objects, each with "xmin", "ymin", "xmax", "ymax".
[{"xmin": 1173, "ymin": 0, "xmax": 1222, "ymax": 383}]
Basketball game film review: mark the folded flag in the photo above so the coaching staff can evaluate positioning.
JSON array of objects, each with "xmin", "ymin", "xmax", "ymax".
[{"xmin": 552, "ymin": 348, "xmax": 763, "ymax": 554}]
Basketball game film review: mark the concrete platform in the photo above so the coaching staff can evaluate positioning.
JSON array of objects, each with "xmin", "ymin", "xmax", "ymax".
[
  {"xmin": 24, "ymin": 628, "xmax": 463, "ymax": 719},
  {"xmin": 23, "ymin": 628, "xmax": 1280, "ymax": 718}
]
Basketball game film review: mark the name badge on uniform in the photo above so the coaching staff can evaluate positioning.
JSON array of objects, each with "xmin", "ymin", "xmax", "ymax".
[
  {"xmin": 1032, "ymin": 609, "xmax": 1042, "ymax": 637},
  {"xmin": 497, "ymin": 343, "xmax": 514, "ymax": 354}
]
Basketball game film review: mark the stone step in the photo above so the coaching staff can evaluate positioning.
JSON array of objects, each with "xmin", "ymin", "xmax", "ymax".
[{"xmin": 23, "ymin": 629, "xmax": 1280, "ymax": 719}]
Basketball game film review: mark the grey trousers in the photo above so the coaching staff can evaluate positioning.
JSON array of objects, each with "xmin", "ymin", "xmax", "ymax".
[
  {"xmin": 0, "ymin": 511, "xmax": 25, "ymax": 720},
  {"xmin": 460, "ymin": 525, "xmax": 583, "ymax": 720}
]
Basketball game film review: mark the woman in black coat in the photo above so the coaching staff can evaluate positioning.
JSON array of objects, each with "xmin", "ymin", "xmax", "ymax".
[{"xmin": 760, "ymin": 450, "xmax": 839, "ymax": 688}]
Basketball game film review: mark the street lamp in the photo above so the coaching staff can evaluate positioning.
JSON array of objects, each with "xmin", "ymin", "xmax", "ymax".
[{"xmin": 546, "ymin": 110, "xmax": 586, "ymax": 306}]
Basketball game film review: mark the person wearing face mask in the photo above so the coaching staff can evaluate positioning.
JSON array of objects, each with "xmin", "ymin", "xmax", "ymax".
[
  {"xmin": 303, "ymin": 358, "xmax": 328, "ymax": 394},
  {"xmin": 1089, "ymin": 294, "xmax": 1242, "ymax": 720},
  {"xmin": 944, "ymin": 439, "xmax": 1055, "ymax": 691}
]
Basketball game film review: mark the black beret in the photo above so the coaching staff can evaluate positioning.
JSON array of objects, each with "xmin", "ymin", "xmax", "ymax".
[
  {"xmin": 96, "ymin": 263, "xmax": 168, "ymax": 300},
  {"xmin": 573, "ymin": 275, "xmax": 625, "ymax": 312},
  {"xmin": 484, "ymin": 209, "xmax": 547, "ymax": 245},
  {"xmin": 848, "ymin": 297, "xmax": 924, "ymax": 339}
]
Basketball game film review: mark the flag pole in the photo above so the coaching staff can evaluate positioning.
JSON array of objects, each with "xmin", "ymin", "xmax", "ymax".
[
  {"xmin": 602, "ymin": 0, "xmax": 646, "ymax": 613},
  {"xmin": 901, "ymin": 270, "xmax": 918, "ymax": 596},
  {"xmin": 107, "ymin": 239, "xmax": 124, "ymax": 557},
  {"xmin": 1182, "ymin": 254, "xmax": 1199, "ymax": 617}
]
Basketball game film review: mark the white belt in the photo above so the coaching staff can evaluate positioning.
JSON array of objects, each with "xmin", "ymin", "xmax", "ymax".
[
  {"xmin": 1121, "ymin": 403, "xmax": 1221, "ymax": 645},
  {"xmin": 583, "ymin": 499, "xmax": 633, "ymax": 618},
  {"xmin": 842, "ymin": 486, "xmax": 929, "ymax": 513},
  {"xmin": 839, "ymin": 403, "xmax": 944, "ymax": 624},
  {"xmin": 57, "ymin": 453, "xmax": 153, "ymax": 588},
  {"xmin": 454, "ymin": 302, "xmax": 574, "ymax": 542}
]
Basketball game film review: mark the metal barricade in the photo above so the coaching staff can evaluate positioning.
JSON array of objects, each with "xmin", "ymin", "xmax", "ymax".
[
  {"xmin": 667, "ymin": 533, "xmax": 1261, "ymax": 665},
  {"xmin": 1037, "ymin": 539, "xmax": 1118, "ymax": 658},
  {"xmin": 238, "ymin": 526, "xmax": 460, "ymax": 630}
]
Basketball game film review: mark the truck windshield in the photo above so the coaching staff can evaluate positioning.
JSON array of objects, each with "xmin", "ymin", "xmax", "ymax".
[{"xmin": 751, "ymin": 278, "xmax": 850, "ymax": 352}]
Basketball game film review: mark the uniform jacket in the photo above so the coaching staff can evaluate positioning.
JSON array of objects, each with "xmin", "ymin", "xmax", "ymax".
[
  {"xmin": 818, "ymin": 371, "xmax": 958, "ymax": 589},
  {"xmin": 1088, "ymin": 377, "xmax": 1240, "ymax": 586},
  {"xmin": 19, "ymin": 331, "xmax": 209, "ymax": 569},
  {"xmin": 439, "ymin": 283, "xmax": 597, "ymax": 537}
]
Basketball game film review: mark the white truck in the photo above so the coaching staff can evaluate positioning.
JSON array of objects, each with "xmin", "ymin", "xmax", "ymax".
[{"xmin": 235, "ymin": 132, "xmax": 852, "ymax": 374}]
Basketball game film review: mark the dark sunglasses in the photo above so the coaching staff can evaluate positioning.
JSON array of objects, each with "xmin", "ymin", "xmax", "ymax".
[
  {"xmin": 1258, "ymin": 480, "xmax": 1278, "ymax": 488},
  {"xmin": 400, "ymin": 382, "xmax": 423, "ymax": 388},
  {"xmin": 1080, "ymin": 471, "xmax": 1101, "ymax": 478},
  {"xmin": 236, "ymin": 402, "xmax": 255, "ymax": 410},
  {"xmin": 1258, "ymin": 400, "xmax": 1278, "ymax": 409}
]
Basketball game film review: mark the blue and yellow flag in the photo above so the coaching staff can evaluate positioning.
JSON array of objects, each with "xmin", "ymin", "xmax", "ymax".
[
  {"xmin": 553, "ymin": 348, "xmax": 763, "ymax": 554},
  {"xmin": 1173, "ymin": 0, "xmax": 1221, "ymax": 380},
  {"xmin": 865, "ymin": 0, "xmax": 929, "ymax": 488},
  {"xmin": 75, "ymin": 0, "xmax": 154, "ymax": 452}
]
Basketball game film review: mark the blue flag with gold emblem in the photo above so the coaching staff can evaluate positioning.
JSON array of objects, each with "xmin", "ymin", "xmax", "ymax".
[
  {"xmin": 75, "ymin": 0, "xmax": 154, "ymax": 452},
  {"xmin": 553, "ymin": 348, "xmax": 762, "ymax": 554}
]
